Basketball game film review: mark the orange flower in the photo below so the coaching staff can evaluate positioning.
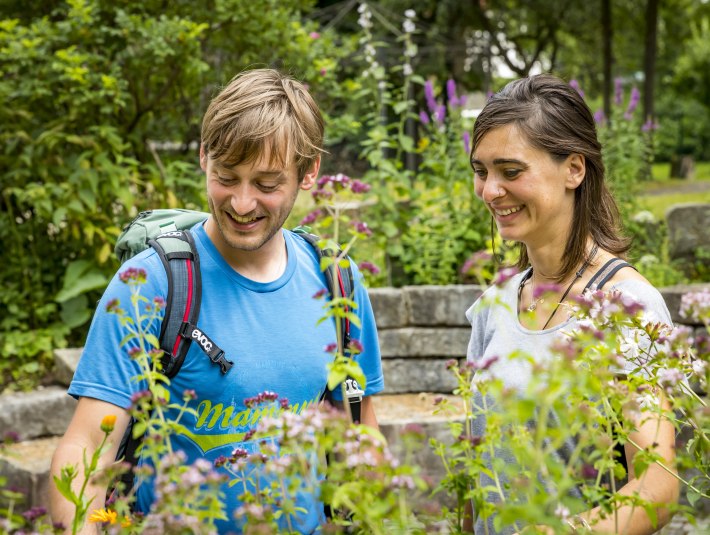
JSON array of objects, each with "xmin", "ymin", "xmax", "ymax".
[
  {"xmin": 100, "ymin": 414, "xmax": 117, "ymax": 433},
  {"xmin": 88, "ymin": 508, "xmax": 117, "ymax": 524}
]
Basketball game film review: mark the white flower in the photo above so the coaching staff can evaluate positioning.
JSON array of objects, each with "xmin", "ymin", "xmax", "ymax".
[
  {"xmin": 692, "ymin": 359, "xmax": 707, "ymax": 378},
  {"xmin": 403, "ymin": 19, "xmax": 415, "ymax": 33},
  {"xmin": 632, "ymin": 210, "xmax": 656, "ymax": 224},
  {"xmin": 402, "ymin": 63, "xmax": 413, "ymax": 76},
  {"xmin": 554, "ymin": 503, "xmax": 571, "ymax": 521},
  {"xmin": 404, "ymin": 9, "xmax": 416, "ymax": 18}
]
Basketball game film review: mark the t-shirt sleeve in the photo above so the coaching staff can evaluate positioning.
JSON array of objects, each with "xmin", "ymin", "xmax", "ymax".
[
  {"xmin": 465, "ymin": 286, "xmax": 496, "ymax": 363},
  {"xmin": 334, "ymin": 262, "xmax": 384, "ymax": 399},
  {"xmin": 68, "ymin": 251, "xmax": 168, "ymax": 409},
  {"xmin": 610, "ymin": 279, "xmax": 673, "ymax": 376}
]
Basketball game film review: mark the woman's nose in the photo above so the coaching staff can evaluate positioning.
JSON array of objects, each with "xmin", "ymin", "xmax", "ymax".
[{"xmin": 481, "ymin": 176, "xmax": 504, "ymax": 203}]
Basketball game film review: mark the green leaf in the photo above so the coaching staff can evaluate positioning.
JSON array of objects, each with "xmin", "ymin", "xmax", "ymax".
[
  {"xmin": 55, "ymin": 260, "xmax": 109, "ymax": 303},
  {"xmin": 59, "ymin": 295, "xmax": 92, "ymax": 328}
]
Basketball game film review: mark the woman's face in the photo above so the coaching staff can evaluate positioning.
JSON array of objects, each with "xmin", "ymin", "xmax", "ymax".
[{"xmin": 470, "ymin": 123, "xmax": 585, "ymax": 250}]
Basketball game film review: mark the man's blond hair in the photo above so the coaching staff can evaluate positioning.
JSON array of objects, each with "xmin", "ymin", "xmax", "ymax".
[{"xmin": 201, "ymin": 68, "xmax": 324, "ymax": 180}]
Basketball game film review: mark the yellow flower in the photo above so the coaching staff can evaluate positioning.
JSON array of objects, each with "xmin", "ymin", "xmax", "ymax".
[
  {"xmin": 417, "ymin": 136, "xmax": 430, "ymax": 151},
  {"xmin": 100, "ymin": 414, "xmax": 117, "ymax": 433},
  {"xmin": 88, "ymin": 508, "xmax": 118, "ymax": 524},
  {"xmin": 121, "ymin": 516, "xmax": 132, "ymax": 528}
]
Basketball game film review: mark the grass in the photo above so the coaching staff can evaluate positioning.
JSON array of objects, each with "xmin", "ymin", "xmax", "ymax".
[{"xmin": 639, "ymin": 161, "xmax": 710, "ymax": 218}]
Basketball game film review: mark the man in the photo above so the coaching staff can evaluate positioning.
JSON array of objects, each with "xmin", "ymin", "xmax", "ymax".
[{"xmin": 50, "ymin": 68, "xmax": 384, "ymax": 534}]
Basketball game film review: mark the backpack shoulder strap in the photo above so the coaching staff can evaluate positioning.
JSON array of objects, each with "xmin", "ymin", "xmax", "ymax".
[
  {"xmin": 292, "ymin": 227, "xmax": 362, "ymax": 423},
  {"xmin": 149, "ymin": 230, "xmax": 233, "ymax": 377},
  {"xmin": 584, "ymin": 258, "xmax": 637, "ymax": 292}
]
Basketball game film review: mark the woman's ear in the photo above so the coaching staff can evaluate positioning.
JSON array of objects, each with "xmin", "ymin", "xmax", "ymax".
[
  {"xmin": 300, "ymin": 156, "xmax": 321, "ymax": 191},
  {"xmin": 565, "ymin": 153, "xmax": 586, "ymax": 189}
]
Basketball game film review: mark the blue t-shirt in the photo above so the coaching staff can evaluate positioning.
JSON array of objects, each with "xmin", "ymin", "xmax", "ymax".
[{"xmin": 69, "ymin": 223, "xmax": 384, "ymax": 533}]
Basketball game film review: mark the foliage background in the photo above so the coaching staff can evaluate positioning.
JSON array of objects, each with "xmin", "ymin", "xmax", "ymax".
[{"xmin": 1, "ymin": 0, "xmax": 710, "ymax": 389}]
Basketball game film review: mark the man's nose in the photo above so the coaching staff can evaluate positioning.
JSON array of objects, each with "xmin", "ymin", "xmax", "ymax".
[{"xmin": 231, "ymin": 186, "xmax": 258, "ymax": 215}]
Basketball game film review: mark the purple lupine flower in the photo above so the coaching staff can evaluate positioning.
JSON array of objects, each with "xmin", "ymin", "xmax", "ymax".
[
  {"xmin": 569, "ymin": 79, "xmax": 584, "ymax": 98},
  {"xmin": 625, "ymin": 86, "xmax": 640, "ymax": 118},
  {"xmin": 642, "ymin": 118, "xmax": 658, "ymax": 132},
  {"xmin": 446, "ymin": 79, "xmax": 458, "ymax": 106},
  {"xmin": 434, "ymin": 104, "xmax": 446, "ymax": 123},
  {"xmin": 350, "ymin": 179, "xmax": 371, "ymax": 194},
  {"xmin": 614, "ymin": 77, "xmax": 623, "ymax": 106},
  {"xmin": 593, "ymin": 108, "xmax": 606, "ymax": 124},
  {"xmin": 424, "ymin": 80, "xmax": 437, "ymax": 113},
  {"xmin": 358, "ymin": 261, "xmax": 380, "ymax": 275},
  {"xmin": 462, "ymin": 131, "xmax": 471, "ymax": 155},
  {"xmin": 419, "ymin": 110, "xmax": 430, "ymax": 125},
  {"xmin": 457, "ymin": 93, "xmax": 467, "ymax": 108}
]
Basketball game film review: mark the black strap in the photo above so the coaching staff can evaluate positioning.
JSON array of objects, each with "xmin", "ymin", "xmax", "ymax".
[
  {"xmin": 179, "ymin": 322, "xmax": 233, "ymax": 374},
  {"xmin": 293, "ymin": 228, "xmax": 361, "ymax": 423},
  {"xmin": 584, "ymin": 258, "xmax": 636, "ymax": 292}
]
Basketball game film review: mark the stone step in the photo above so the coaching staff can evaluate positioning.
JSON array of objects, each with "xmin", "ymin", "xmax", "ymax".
[{"xmin": 0, "ymin": 386, "xmax": 77, "ymax": 442}]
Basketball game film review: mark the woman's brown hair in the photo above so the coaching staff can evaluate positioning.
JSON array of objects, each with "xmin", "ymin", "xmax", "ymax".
[{"xmin": 471, "ymin": 74, "xmax": 630, "ymax": 281}]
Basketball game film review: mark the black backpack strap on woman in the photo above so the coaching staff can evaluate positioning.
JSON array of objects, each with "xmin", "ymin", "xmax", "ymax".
[{"xmin": 583, "ymin": 258, "xmax": 636, "ymax": 292}]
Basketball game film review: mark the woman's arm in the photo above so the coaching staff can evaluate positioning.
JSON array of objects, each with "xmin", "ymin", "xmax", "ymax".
[{"xmin": 579, "ymin": 391, "xmax": 678, "ymax": 534}]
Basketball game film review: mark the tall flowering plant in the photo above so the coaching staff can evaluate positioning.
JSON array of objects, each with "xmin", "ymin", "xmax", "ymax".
[
  {"xmin": 351, "ymin": 3, "xmax": 489, "ymax": 286},
  {"xmin": 432, "ymin": 279, "xmax": 709, "ymax": 533}
]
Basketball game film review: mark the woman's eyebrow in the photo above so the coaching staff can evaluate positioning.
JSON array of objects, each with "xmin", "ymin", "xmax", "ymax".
[{"xmin": 470, "ymin": 158, "xmax": 526, "ymax": 166}]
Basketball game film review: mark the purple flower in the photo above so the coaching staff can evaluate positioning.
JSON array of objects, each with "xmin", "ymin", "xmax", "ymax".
[
  {"xmin": 642, "ymin": 118, "xmax": 658, "ymax": 132},
  {"xmin": 424, "ymin": 80, "xmax": 437, "ymax": 113},
  {"xmin": 119, "ymin": 267, "xmax": 147, "ymax": 284},
  {"xmin": 153, "ymin": 296, "xmax": 166, "ymax": 310},
  {"xmin": 419, "ymin": 110, "xmax": 430, "ymax": 125},
  {"xmin": 473, "ymin": 355, "xmax": 499, "ymax": 371},
  {"xmin": 434, "ymin": 104, "xmax": 446, "ymax": 123},
  {"xmin": 279, "ymin": 398, "xmax": 290, "ymax": 409},
  {"xmin": 350, "ymin": 179, "xmax": 371, "ymax": 194},
  {"xmin": 3, "ymin": 431, "xmax": 20, "ymax": 444},
  {"xmin": 614, "ymin": 77, "xmax": 623, "ymax": 106},
  {"xmin": 492, "ymin": 266, "xmax": 520, "ymax": 286},
  {"xmin": 183, "ymin": 389, "xmax": 197, "ymax": 401},
  {"xmin": 593, "ymin": 108, "xmax": 606, "ymax": 125},
  {"xmin": 625, "ymin": 86, "xmax": 640, "ymax": 118},
  {"xmin": 457, "ymin": 94, "xmax": 467, "ymax": 108},
  {"xmin": 446, "ymin": 79, "xmax": 458, "ymax": 106},
  {"xmin": 569, "ymin": 79, "xmax": 584, "ymax": 98},
  {"xmin": 22, "ymin": 506, "xmax": 48, "ymax": 522},
  {"xmin": 347, "ymin": 339, "xmax": 364, "ymax": 354},
  {"xmin": 324, "ymin": 342, "xmax": 338, "ymax": 354},
  {"xmin": 358, "ymin": 261, "xmax": 380, "ymax": 275},
  {"xmin": 312, "ymin": 288, "xmax": 327, "ymax": 299},
  {"xmin": 300, "ymin": 209, "xmax": 322, "ymax": 226},
  {"xmin": 352, "ymin": 221, "xmax": 372, "ymax": 237},
  {"xmin": 462, "ymin": 131, "xmax": 471, "ymax": 155},
  {"xmin": 213, "ymin": 455, "xmax": 228, "ymax": 467},
  {"xmin": 312, "ymin": 188, "xmax": 333, "ymax": 201},
  {"xmin": 581, "ymin": 463, "xmax": 598, "ymax": 479},
  {"xmin": 533, "ymin": 282, "xmax": 561, "ymax": 301},
  {"xmin": 105, "ymin": 298, "xmax": 123, "ymax": 314}
]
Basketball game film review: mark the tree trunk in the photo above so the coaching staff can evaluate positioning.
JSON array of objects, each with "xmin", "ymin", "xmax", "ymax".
[
  {"xmin": 601, "ymin": 0, "xmax": 613, "ymax": 119},
  {"xmin": 643, "ymin": 0, "xmax": 659, "ymax": 123}
]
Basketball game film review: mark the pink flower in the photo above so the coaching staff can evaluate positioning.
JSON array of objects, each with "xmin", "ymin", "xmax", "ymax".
[
  {"xmin": 300, "ymin": 209, "xmax": 322, "ymax": 226},
  {"xmin": 358, "ymin": 261, "xmax": 380, "ymax": 275},
  {"xmin": 119, "ymin": 267, "xmax": 147, "ymax": 284},
  {"xmin": 350, "ymin": 179, "xmax": 371, "ymax": 194},
  {"xmin": 352, "ymin": 221, "xmax": 372, "ymax": 237},
  {"xmin": 309, "ymin": 32, "xmax": 320, "ymax": 39}
]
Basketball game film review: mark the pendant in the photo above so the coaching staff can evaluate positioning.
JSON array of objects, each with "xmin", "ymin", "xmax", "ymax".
[{"xmin": 527, "ymin": 298, "xmax": 543, "ymax": 312}]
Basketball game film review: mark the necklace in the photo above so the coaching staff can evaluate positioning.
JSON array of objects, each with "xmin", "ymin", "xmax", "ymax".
[{"xmin": 519, "ymin": 244, "xmax": 599, "ymax": 329}]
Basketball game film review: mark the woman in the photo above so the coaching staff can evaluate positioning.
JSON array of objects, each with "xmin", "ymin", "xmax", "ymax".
[{"xmin": 464, "ymin": 74, "xmax": 678, "ymax": 534}]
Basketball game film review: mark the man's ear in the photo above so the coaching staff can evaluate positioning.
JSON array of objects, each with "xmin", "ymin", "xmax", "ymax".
[
  {"xmin": 199, "ymin": 144, "xmax": 208, "ymax": 172},
  {"xmin": 299, "ymin": 156, "xmax": 321, "ymax": 191},
  {"xmin": 565, "ymin": 153, "xmax": 586, "ymax": 189}
]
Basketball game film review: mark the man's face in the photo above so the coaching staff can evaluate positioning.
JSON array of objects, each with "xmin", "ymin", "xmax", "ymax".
[{"xmin": 201, "ymin": 146, "xmax": 318, "ymax": 255}]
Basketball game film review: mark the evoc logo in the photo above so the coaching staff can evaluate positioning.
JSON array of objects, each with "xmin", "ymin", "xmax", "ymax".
[
  {"xmin": 191, "ymin": 328, "xmax": 213, "ymax": 353},
  {"xmin": 345, "ymin": 378, "xmax": 364, "ymax": 396}
]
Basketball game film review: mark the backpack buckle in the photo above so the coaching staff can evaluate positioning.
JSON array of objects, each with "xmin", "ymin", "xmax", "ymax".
[{"xmin": 344, "ymin": 378, "xmax": 364, "ymax": 402}]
